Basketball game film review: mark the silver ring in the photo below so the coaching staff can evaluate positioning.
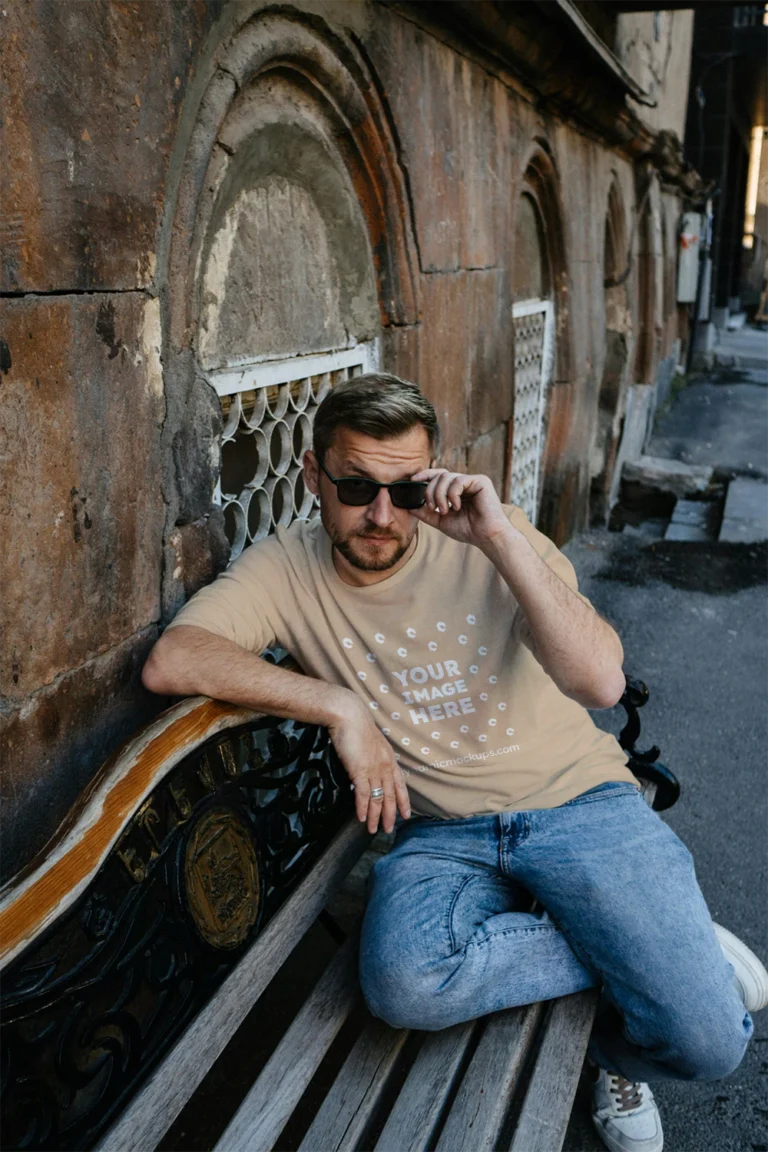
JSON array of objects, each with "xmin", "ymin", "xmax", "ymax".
[{"xmin": 370, "ymin": 787, "xmax": 384, "ymax": 800}]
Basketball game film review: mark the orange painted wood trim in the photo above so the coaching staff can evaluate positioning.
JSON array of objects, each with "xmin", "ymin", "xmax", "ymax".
[{"xmin": 0, "ymin": 697, "xmax": 259, "ymax": 969}]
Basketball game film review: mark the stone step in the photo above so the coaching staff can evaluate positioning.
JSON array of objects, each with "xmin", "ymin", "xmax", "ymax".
[
  {"xmin": 664, "ymin": 498, "xmax": 713, "ymax": 542},
  {"xmin": 718, "ymin": 478, "xmax": 768, "ymax": 544},
  {"xmin": 622, "ymin": 455, "xmax": 714, "ymax": 500}
]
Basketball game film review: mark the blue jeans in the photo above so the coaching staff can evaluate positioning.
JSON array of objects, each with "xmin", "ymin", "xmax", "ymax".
[{"xmin": 359, "ymin": 782, "xmax": 752, "ymax": 1082}]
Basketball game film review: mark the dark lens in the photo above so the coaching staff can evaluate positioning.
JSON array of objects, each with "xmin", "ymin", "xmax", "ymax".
[
  {"xmin": 336, "ymin": 477, "xmax": 379, "ymax": 506},
  {"xmin": 390, "ymin": 482, "xmax": 428, "ymax": 509}
]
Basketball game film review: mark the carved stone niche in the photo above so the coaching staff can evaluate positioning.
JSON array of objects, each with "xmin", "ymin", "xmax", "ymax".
[{"xmin": 157, "ymin": 10, "xmax": 422, "ymax": 592}]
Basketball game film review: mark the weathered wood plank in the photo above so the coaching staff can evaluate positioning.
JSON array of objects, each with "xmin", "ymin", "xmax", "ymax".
[
  {"xmin": 297, "ymin": 1018, "xmax": 412, "ymax": 1152},
  {"xmin": 374, "ymin": 1021, "xmax": 476, "ymax": 1152},
  {"xmin": 98, "ymin": 818, "xmax": 369, "ymax": 1152},
  {"xmin": 298, "ymin": 1015, "xmax": 410, "ymax": 1152},
  {"xmin": 508, "ymin": 989, "xmax": 600, "ymax": 1152},
  {"xmin": 215, "ymin": 935, "xmax": 361, "ymax": 1152},
  {"xmin": 436, "ymin": 1002, "xmax": 544, "ymax": 1152},
  {"xmin": 0, "ymin": 695, "xmax": 257, "ymax": 968}
]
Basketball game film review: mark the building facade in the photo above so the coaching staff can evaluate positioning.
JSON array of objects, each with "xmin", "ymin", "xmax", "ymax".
[{"xmin": 0, "ymin": 0, "xmax": 700, "ymax": 881}]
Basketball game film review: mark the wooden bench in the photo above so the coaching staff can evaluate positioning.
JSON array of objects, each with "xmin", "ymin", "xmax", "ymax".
[{"xmin": 0, "ymin": 671, "xmax": 678, "ymax": 1152}]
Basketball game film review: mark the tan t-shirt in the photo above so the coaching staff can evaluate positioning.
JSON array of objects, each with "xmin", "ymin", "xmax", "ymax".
[{"xmin": 167, "ymin": 507, "xmax": 638, "ymax": 817}]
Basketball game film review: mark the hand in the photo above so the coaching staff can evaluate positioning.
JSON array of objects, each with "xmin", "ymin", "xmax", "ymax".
[
  {"xmin": 411, "ymin": 469, "xmax": 513, "ymax": 549},
  {"xmin": 327, "ymin": 699, "xmax": 411, "ymax": 834}
]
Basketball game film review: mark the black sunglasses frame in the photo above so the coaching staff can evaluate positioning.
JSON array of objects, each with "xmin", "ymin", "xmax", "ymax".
[{"xmin": 317, "ymin": 459, "xmax": 428, "ymax": 509}]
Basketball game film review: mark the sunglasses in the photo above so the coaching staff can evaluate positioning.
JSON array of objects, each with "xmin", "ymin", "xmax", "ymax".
[{"xmin": 318, "ymin": 460, "xmax": 428, "ymax": 509}]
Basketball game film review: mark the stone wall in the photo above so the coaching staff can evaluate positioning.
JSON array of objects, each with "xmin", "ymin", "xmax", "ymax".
[{"xmin": 0, "ymin": 0, "xmax": 690, "ymax": 881}]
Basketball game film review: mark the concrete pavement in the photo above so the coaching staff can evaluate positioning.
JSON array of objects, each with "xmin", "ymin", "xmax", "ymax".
[{"xmin": 563, "ymin": 356, "xmax": 768, "ymax": 1152}]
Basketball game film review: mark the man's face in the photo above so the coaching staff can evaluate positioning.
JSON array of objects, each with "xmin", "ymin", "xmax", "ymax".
[{"xmin": 304, "ymin": 425, "xmax": 433, "ymax": 584}]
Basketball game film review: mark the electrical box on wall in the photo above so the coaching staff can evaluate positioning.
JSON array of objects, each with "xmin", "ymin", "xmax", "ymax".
[{"xmin": 677, "ymin": 212, "xmax": 702, "ymax": 303}]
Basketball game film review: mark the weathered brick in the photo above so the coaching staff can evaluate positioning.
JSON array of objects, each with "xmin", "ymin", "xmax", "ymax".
[
  {"xmin": 0, "ymin": 293, "xmax": 165, "ymax": 698},
  {"xmin": 467, "ymin": 423, "xmax": 509, "ymax": 496},
  {"xmin": 0, "ymin": 628, "xmax": 160, "ymax": 884},
  {"xmin": 0, "ymin": 0, "xmax": 218, "ymax": 292},
  {"xmin": 419, "ymin": 272, "xmax": 469, "ymax": 450}
]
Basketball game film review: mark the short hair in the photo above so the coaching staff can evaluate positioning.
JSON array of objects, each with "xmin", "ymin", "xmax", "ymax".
[{"xmin": 312, "ymin": 373, "xmax": 440, "ymax": 463}]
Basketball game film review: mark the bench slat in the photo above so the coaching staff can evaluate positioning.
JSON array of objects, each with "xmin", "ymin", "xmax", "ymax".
[
  {"xmin": 508, "ymin": 989, "xmax": 600, "ymax": 1152},
  {"xmin": 374, "ymin": 1021, "xmax": 476, "ymax": 1152},
  {"xmin": 298, "ymin": 1015, "xmax": 409, "ymax": 1152},
  {"xmin": 98, "ymin": 819, "xmax": 369, "ymax": 1152},
  {"xmin": 435, "ymin": 1002, "xmax": 544, "ymax": 1152},
  {"xmin": 215, "ymin": 935, "xmax": 360, "ymax": 1152}
]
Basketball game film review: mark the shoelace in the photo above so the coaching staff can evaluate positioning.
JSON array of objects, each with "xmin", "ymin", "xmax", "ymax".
[{"xmin": 609, "ymin": 1075, "xmax": 644, "ymax": 1112}]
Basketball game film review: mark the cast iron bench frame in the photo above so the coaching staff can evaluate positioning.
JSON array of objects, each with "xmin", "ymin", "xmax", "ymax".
[{"xmin": 0, "ymin": 670, "xmax": 678, "ymax": 1152}]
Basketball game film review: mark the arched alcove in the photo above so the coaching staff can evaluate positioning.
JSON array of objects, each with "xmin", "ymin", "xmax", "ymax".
[
  {"xmin": 156, "ymin": 10, "xmax": 420, "ymax": 589},
  {"xmin": 590, "ymin": 178, "xmax": 632, "ymax": 524},
  {"xmin": 509, "ymin": 142, "xmax": 574, "ymax": 542}
]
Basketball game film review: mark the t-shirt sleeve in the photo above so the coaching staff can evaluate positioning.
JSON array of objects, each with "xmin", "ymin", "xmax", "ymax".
[
  {"xmin": 502, "ymin": 504, "xmax": 595, "ymax": 648},
  {"xmin": 164, "ymin": 536, "xmax": 286, "ymax": 653}
]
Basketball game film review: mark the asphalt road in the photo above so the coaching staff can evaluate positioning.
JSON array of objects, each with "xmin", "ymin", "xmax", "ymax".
[{"xmin": 563, "ymin": 363, "xmax": 768, "ymax": 1152}]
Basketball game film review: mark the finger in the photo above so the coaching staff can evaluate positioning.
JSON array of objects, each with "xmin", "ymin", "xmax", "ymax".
[
  {"xmin": 447, "ymin": 475, "xmax": 467, "ymax": 512},
  {"xmin": 433, "ymin": 472, "xmax": 458, "ymax": 514},
  {"xmin": 367, "ymin": 783, "xmax": 385, "ymax": 834},
  {"xmin": 393, "ymin": 765, "xmax": 411, "ymax": 820},
  {"xmin": 411, "ymin": 467, "xmax": 449, "ymax": 483},
  {"xmin": 380, "ymin": 784, "xmax": 397, "ymax": 834},
  {"xmin": 353, "ymin": 778, "xmax": 370, "ymax": 824}
]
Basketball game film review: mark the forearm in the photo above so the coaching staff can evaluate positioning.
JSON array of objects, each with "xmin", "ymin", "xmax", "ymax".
[
  {"xmin": 142, "ymin": 625, "xmax": 359, "ymax": 727},
  {"xmin": 481, "ymin": 527, "xmax": 625, "ymax": 708}
]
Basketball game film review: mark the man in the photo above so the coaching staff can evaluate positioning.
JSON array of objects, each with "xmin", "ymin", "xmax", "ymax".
[{"xmin": 143, "ymin": 374, "xmax": 766, "ymax": 1152}]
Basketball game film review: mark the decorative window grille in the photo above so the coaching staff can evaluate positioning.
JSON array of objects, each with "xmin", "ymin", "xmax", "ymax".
[
  {"xmin": 510, "ymin": 300, "xmax": 554, "ymax": 525},
  {"xmin": 205, "ymin": 342, "xmax": 380, "ymax": 561}
]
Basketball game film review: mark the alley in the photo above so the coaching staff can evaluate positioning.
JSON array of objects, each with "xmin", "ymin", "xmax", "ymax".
[{"xmin": 564, "ymin": 357, "xmax": 768, "ymax": 1151}]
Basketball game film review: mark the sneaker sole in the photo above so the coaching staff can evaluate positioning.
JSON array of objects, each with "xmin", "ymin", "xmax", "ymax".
[
  {"xmin": 592, "ymin": 1113, "xmax": 664, "ymax": 1152},
  {"xmin": 714, "ymin": 923, "xmax": 768, "ymax": 1013}
]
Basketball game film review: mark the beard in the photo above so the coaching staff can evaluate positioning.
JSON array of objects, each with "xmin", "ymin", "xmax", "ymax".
[{"xmin": 329, "ymin": 523, "xmax": 416, "ymax": 572}]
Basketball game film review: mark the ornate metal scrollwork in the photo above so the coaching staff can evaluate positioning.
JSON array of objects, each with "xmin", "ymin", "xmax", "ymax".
[{"xmin": 0, "ymin": 717, "xmax": 351, "ymax": 1151}]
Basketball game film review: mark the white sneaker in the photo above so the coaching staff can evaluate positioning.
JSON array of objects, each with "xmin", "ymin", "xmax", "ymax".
[
  {"xmin": 714, "ymin": 923, "xmax": 768, "ymax": 1012},
  {"xmin": 592, "ymin": 1067, "xmax": 663, "ymax": 1152}
]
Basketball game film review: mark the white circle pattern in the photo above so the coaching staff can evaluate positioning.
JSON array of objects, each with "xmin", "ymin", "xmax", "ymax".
[
  {"xmin": 397, "ymin": 647, "xmax": 408, "ymax": 658},
  {"xmin": 369, "ymin": 702, "xmax": 379, "ymax": 710},
  {"xmin": 366, "ymin": 653, "xmax": 376, "ymax": 663},
  {"xmin": 506, "ymin": 728, "xmax": 515, "ymax": 736},
  {"xmin": 382, "ymin": 728, "xmax": 390, "ymax": 735},
  {"xmin": 357, "ymin": 671, "xmax": 366, "ymax": 680},
  {"xmin": 421, "ymin": 747, "xmax": 430, "ymax": 755},
  {"xmin": 450, "ymin": 741, "xmax": 459, "ymax": 749},
  {"xmin": 402, "ymin": 737, "xmax": 410, "ymax": 746},
  {"xmin": 458, "ymin": 635, "xmax": 467, "ymax": 645},
  {"xmin": 436, "ymin": 622, "xmax": 446, "ymax": 632},
  {"xmin": 480, "ymin": 692, "xmax": 488, "ymax": 701},
  {"xmin": 342, "ymin": 638, "xmax": 353, "ymax": 649},
  {"xmin": 466, "ymin": 615, "xmax": 476, "ymax": 624},
  {"xmin": 479, "ymin": 735, "xmax": 487, "ymax": 742},
  {"xmin": 489, "ymin": 675, "xmax": 498, "ymax": 684},
  {"xmin": 428, "ymin": 641, "xmax": 438, "ymax": 651},
  {"xmin": 391, "ymin": 712, "xmax": 400, "ymax": 720},
  {"xmin": 375, "ymin": 633, "xmax": 385, "ymax": 644},
  {"xmin": 407, "ymin": 628, "xmax": 416, "ymax": 638},
  {"xmin": 489, "ymin": 719, "xmax": 497, "ymax": 726},
  {"xmin": 431, "ymin": 731, "xmax": 441, "ymax": 740},
  {"xmin": 460, "ymin": 725, "xmax": 469, "ymax": 733},
  {"xmin": 478, "ymin": 646, "xmax": 488, "ymax": 656},
  {"xmin": 469, "ymin": 665, "xmax": 478, "ymax": 674},
  {"xmin": 379, "ymin": 685, "xmax": 389, "ymax": 693},
  {"xmin": 498, "ymin": 703, "xmax": 507, "ymax": 711}
]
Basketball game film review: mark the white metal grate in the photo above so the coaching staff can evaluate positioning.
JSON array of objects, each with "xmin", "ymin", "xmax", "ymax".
[
  {"xmin": 510, "ymin": 300, "xmax": 554, "ymax": 524},
  {"xmin": 205, "ymin": 342, "xmax": 380, "ymax": 561}
]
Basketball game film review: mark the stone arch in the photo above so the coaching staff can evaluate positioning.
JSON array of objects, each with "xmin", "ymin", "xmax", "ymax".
[
  {"xmin": 510, "ymin": 140, "xmax": 575, "ymax": 542},
  {"xmin": 155, "ymin": 10, "xmax": 421, "ymax": 609},
  {"xmin": 590, "ymin": 176, "xmax": 633, "ymax": 524}
]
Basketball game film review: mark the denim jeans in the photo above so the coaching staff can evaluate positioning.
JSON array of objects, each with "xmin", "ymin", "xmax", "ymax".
[{"xmin": 359, "ymin": 782, "xmax": 752, "ymax": 1083}]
